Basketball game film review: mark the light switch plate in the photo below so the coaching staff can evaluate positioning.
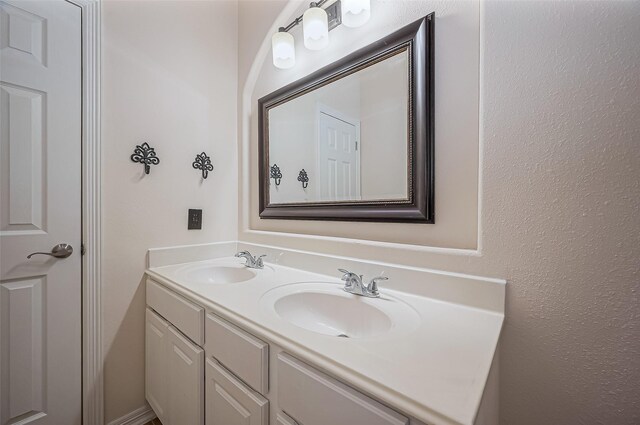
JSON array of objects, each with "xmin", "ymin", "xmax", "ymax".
[{"xmin": 188, "ymin": 209, "xmax": 202, "ymax": 230}]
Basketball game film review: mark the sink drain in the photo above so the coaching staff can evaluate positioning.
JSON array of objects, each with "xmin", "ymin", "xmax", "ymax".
[{"xmin": 337, "ymin": 333, "xmax": 350, "ymax": 338}]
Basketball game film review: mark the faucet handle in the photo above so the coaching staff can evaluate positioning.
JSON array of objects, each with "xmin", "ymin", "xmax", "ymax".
[
  {"xmin": 255, "ymin": 254, "xmax": 267, "ymax": 267},
  {"xmin": 338, "ymin": 268, "xmax": 357, "ymax": 280},
  {"xmin": 367, "ymin": 276, "xmax": 388, "ymax": 296}
]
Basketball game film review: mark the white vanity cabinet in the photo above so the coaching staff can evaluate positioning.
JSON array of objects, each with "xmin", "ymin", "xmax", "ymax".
[{"xmin": 145, "ymin": 278, "xmax": 425, "ymax": 425}]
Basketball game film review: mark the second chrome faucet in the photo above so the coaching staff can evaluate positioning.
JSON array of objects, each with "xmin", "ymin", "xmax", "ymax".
[{"xmin": 338, "ymin": 269, "xmax": 387, "ymax": 298}]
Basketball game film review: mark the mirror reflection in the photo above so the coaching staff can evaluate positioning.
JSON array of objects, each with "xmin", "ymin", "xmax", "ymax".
[{"xmin": 268, "ymin": 48, "xmax": 410, "ymax": 204}]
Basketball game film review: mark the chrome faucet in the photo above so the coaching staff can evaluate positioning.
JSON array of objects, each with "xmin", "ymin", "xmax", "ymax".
[
  {"xmin": 338, "ymin": 269, "xmax": 387, "ymax": 298},
  {"xmin": 235, "ymin": 251, "xmax": 266, "ymax": 269}
]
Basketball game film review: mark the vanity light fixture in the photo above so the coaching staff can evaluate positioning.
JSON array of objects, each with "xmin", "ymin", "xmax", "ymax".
[
  {"xmin": 272, "ymin": 28, "xmax": 296, "ymax": 69},
  {"xmin": 303, "ymin": 2, "xmax": 329, "ymax": 50},
  {"xmin": 272, "ymin": 0, "xmax": 367, "ymax": 69},
  {"xmin": 341, "ymin": 0, "xmax": 370, "ymax": 28}
]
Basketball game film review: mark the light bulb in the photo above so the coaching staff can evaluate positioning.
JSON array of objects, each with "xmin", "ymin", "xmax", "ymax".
[
  {"xmin": 272, "ymin": 28, "xmax": 295, "ymax": 69},
  {"xmin": 341, "ymin": 0, "xmax": 370, "ymax": 28},
  {"xmin": 303, "ymin": 3, "xmax": 329, "ymax": 50}
]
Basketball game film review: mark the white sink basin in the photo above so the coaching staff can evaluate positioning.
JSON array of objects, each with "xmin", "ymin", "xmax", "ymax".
[
  {"xmin": 260, "ymin": 282, "xmax": 420, "ymax": 338},
  {"xmin": 177, "ymin": 264, "xmax": 258, "ymax": 284}
]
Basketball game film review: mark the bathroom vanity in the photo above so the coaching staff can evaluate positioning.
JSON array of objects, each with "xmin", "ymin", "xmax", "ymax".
[{"xmin": 144, "ymin": 242, "xmax": 504, "ymax": 425}]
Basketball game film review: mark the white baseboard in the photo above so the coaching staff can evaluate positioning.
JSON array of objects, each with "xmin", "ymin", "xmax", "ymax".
[{"xmin": 107, "ymin": 405, "xmax": 156, "ymax": 425}]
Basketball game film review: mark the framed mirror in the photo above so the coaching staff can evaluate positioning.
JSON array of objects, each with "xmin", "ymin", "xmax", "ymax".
[{"xmin": 259, "ymin": 14, "xmax": 434, "ymax": 223}]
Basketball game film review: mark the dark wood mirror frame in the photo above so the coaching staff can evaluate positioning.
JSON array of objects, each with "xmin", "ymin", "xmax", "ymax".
[{"xmin": 258, "ymin": 14, "xmax": 434, "ymax": 223}]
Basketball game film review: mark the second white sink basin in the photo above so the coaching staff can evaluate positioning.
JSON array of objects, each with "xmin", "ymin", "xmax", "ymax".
[
  {"xmin": 260, "ymin": 282, "xmax": 420, "ymax": 339},
  {"xmin": 177, "ymin": 264, "xmax": 257, "ymax": 284}
]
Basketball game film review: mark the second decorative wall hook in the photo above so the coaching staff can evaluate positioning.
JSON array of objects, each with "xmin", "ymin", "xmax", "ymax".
[
  {"xmin": 270, "ymin": 164, "xmax": 282, "ymax": 186},
  {"xmin": 192, "ymin": 152, "xmax": 213, "ymax": 179},
  {"xmin": 298, "ymin": 169, "xmax": 309, "ymax": 189},
  {"xmin": 131, "ymin": 142, "xmax": 159, "ymax": 174}
]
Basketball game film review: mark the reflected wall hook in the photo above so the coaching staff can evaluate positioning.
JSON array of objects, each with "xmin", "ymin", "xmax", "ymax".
[
  {"xmin": 192, "ymin": 152, "xmax": 213, "ymax": 179},
  {"xmin": 298, "ymin": 169, "xmax": 309, "ymax": 189},
  {"xmin": 270, "ymin": 164, "xmax": 282, "ymax": 186},
  {"xmin": 130, "ymin": 142, "xmax": 159, "ymax": 174}
]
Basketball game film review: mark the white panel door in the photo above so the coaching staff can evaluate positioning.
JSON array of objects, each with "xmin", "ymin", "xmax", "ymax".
[
  {"xmin": 0, "ymin": 1, "xmax": 82, "ymax": 424},
  {"xmin": 318, "ymin": 112, "xmax": 360, "ymax": 201},
  {"xmin": 167, "ymin": 326, "xmax": 204, "ymax": 425}
]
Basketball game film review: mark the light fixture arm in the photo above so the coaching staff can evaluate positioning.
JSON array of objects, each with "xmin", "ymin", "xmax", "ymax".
[{"xmin": 281, "ymin": 0, "xmax": 331, "ymax": 33}]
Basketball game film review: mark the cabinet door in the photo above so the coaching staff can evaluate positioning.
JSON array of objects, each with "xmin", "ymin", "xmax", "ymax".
[
  {"xmin": 206, "ymin": 358, "xmax": 269, "ymax": 425},
  {"xmin": 167, "ymin": 326, "xmax": 204, "ymax": 425},
  {"xmin": 146, "ymin": 308, "xmax": 169, "ymax": 424}
]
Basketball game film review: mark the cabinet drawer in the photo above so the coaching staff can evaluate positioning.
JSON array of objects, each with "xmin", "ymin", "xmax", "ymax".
[
  {"xmin": 205, "ymin": 313, "xmax": 269, "ymax": 394},
  {"xmin": 276, "ymin": 412, "xmax": 298, "ymax": 425},
  {"xmin": 277, "ymin": 353, "xmax": 409, "ymax": 425},
  {"xmin": 205, "ymin": 358, "xmax": 269, "ymax": 425},
  {"xmin": 147, "ymin": 279, "xmax": 204, "ymax": 345}
]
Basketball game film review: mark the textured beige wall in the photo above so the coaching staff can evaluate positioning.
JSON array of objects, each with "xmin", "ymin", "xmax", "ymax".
[
  {"xmin": 239, "ymin": 1, "xmax": 640, "ymax": 424},
  {"xmin": 101, "ymin": 1, "xmax": 238, "ymax": 421}
]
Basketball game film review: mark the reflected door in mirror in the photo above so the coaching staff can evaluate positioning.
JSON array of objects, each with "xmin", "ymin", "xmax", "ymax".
[{"xmin": 318, "ymin": 111, "xmax": 360, "ymax": 201}]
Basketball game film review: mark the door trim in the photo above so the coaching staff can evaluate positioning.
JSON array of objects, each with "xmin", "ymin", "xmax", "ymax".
[{"xmin": 67, "ymin": 0, "xmax": 103, "ymax": 424}]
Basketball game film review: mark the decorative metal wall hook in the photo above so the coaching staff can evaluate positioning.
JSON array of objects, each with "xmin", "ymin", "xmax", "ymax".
[
  {"xmin": 192, "ymin": 152, "xmax": 213, "ymax": 179},
  {"xmin": 297, "ymin": 169, "xmax": 309, "ymax": 189},
  {"xmin": 130, "ymin": 142, "xmax": 159, "ymax": 174},
  {"xmin": 270, "ymin": 164, "xmax": 282, "ymax": 186}
]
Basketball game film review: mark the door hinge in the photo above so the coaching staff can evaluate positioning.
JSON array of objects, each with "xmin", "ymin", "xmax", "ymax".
[
  {"xmin": 355, "ymin": 141, "xmax": 358, "ymax": 150},
  {"xmin": 81, "ymin": 243, "xmax": 86, "ymax": 256}
]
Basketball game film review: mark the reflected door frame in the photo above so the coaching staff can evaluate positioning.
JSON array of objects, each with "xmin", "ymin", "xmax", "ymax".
[{"xmin": 315, "ymin": 103, "xmax": 361, "ymax": 201}]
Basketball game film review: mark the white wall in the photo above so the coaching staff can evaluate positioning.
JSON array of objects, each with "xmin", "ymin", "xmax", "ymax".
[
  {"xmin": 101, "ymin": 0, "xmax": 238, "ymax": 421},
  {"xmin": 238, "ymin": 1, "xmax": 640, "ymax": 424}
]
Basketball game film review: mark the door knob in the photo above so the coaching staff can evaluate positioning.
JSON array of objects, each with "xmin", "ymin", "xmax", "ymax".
[{"xmin": 27, "ymin": 243, "xmax": 74, "ymax": 259}]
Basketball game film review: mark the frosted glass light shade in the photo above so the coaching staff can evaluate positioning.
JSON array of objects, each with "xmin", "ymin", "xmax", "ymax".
[
  {"xmin": 341, "ymin": 0, "xmax": 370, "ymax": 28},
  {"xmin": 303, "ymin": 6, "xmax": 329, "ymax": 50},
  {"xmin": 272, "ymin": 30, "xmax": 295, "ymax": 69}
]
